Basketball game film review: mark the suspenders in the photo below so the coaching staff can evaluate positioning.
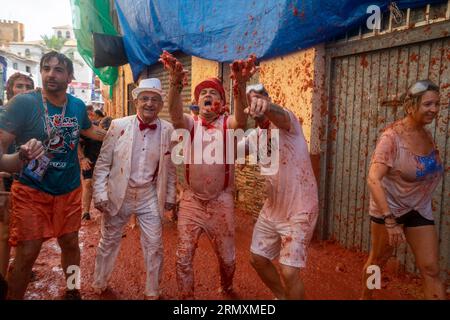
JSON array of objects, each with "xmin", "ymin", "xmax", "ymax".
[{"xmin": 185, "ymin": 115, "xmax": 230, "ymax": 190}]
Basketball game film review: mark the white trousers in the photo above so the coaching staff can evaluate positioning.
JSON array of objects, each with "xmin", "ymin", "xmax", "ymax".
[{"xmin": 92, "ymin": 184, "xmax": 163, "ymax": 297}]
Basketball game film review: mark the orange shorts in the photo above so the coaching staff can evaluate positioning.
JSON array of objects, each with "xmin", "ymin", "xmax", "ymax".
[{"xmin": 9, "ymin": 181, "xmax": 82, "ymax": 246}]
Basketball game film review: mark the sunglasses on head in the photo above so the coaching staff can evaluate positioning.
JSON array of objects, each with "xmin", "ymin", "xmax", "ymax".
[
  {"xmin": 408, "ymin": 80, "xmax": 439, "ymax": 96},
  {"xmin": 246, "ymin": 83, "xmax": 268, "ymax": 96}
]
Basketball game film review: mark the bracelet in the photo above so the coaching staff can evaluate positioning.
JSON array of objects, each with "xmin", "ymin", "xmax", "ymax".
[{"xmin": 385, "ymin": 223, "xmax": 398, "ymax": 229}]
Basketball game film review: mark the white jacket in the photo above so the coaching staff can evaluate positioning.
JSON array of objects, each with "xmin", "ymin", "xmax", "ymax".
[{"xmin": 93, "ymin": 115, "xmax": 176, "ymax": 217}]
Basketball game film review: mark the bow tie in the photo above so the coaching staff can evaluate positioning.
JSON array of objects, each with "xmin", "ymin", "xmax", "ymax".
[
  {"xmin": 138, "ymin": 117, "xmax": 157, "ymax": 131},
  {"xmin": 201, "ymin": 119, "xmax": 216, "ymax": 130}
]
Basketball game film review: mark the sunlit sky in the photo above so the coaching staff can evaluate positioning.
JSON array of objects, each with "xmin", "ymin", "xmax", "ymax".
[{"xmin": 0, "ymin": 0, "xmax": 73, "ymax": 41}]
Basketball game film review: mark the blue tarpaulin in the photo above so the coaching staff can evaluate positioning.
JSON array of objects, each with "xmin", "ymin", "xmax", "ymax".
[{"xmin": 114, "ymin": 0, "xmax": 445, "ymax": 80}]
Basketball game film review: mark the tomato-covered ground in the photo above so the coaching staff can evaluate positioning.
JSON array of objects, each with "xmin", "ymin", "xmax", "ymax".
[{"xmin": 21, "ymin": 208, "xmax": 440, "ymax": 300}]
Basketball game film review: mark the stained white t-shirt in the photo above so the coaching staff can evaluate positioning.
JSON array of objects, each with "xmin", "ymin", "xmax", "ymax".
[{"xmin": 241, "ymin": 110, "xmax": 319, "ymax": 222}]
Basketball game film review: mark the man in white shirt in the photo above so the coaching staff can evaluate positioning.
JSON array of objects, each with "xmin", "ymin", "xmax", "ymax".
[
  {"xmin": 91, "ymin": 78, "xmax": 177, "ymax": 300},
  {"xmin": 239, "ymin": 84, "xmax": 318, "ymax": 300}
]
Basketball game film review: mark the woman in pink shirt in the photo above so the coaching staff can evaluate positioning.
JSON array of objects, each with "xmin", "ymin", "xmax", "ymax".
[{"xmin": 361, "ymin": 79, "xmax": 445, "ymax": 299}]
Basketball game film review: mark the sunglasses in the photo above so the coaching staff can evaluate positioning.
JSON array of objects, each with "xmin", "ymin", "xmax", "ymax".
[
  {"xmin": 408, "ymin": 80, "xmax": 439, "ymax": 96},
  {"xmin": 246, "ymin": 83, "xmax": 268, "ymax": 96}
]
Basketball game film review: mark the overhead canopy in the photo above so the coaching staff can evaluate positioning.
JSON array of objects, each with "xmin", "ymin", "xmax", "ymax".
[
  {"xmin": 113, "ymin": 0, "xmax": 446, "ymax": 80},
  {"xmin": 71, "ymin": 0, "xmax": 119, "ymax": 88}
]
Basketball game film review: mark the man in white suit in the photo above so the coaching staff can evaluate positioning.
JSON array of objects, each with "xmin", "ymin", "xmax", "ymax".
[{"xmin": 91, "ymin": 78, "xmax": 176, "ymax": 300}]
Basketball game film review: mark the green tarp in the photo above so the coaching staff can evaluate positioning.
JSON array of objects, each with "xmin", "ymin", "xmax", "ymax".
[{"xmin": 70, "ymin": 0, "xmax": 119, "ymax": 94}]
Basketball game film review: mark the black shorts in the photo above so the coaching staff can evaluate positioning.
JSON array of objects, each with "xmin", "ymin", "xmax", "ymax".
[
  {"xmin": 82, "ymin": 169, "xmax": 94, "ymax": 180},
  {"xmin": 0, "ymin": 272, "xmax": 7, "ymax": 300},
  {"xmin": 3, "ymin": 176, "xmax": 13, "ymax": 192},
  {"xmin": 371, "ymin": 210, "xmax": 434, "ymax": 228}
]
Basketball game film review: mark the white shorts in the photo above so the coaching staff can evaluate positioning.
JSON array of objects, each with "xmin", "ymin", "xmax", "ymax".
[{"xmin": 250, "ymin": 212, "xmax": 318, "ymax": 268}]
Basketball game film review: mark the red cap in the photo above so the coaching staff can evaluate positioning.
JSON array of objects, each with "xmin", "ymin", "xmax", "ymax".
[{"xmin": 194, "ymin": 77, "xmax": 226, "ymax": 105}]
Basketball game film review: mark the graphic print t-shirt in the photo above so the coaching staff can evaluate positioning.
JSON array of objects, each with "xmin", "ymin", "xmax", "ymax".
[
  {"xmin": 0, "ymin": 90, "xmax": 91, "ymax": 195},
  {"xmin": 369, "ymin": 127, "xmax": 443, "ymax": 220}
]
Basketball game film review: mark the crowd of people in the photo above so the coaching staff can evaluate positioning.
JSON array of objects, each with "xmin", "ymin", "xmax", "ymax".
[{"xmin": 0, "ymin": 49, "xmax": 445, "ymax": 300}]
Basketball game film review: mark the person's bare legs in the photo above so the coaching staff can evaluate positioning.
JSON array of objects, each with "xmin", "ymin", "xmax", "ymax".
[
  {"xmin": 279, "ymin": 264, "xmax": 304, "ymax": 300},
  {"xmin": 57, "ymin": 232, "xmax": 80, "ymax": 285},
  {"xmin": 405, "ymin": 225, "xmax": 445, "ymax": 300},
  {"xmin": 0, "ymin": 198, "xmax": 10, "ymax": 277},
  {"xmin": 250, "ymin": 253, "xmax": 285, "ymax": 299},
  {"xmin": 360, "ymin": 222, "xmax": 393, "ymax": 299},
  {"xmin": 81, "ymin": 178, "xmax": 93, "ymax": 215},
  {"xmin": 6, "ymin": 239, "xmax": 43, "ymax": 299}
]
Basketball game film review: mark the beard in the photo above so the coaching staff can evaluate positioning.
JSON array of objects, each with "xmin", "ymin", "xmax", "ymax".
[{"xmin": 43, "ymin": 80, "xmax": 67, "ymax": 93}]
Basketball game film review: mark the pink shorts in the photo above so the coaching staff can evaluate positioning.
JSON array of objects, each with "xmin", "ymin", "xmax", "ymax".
[{"xmin": 250, "ymin": 212, "xmax": 318, "ymax": 268}]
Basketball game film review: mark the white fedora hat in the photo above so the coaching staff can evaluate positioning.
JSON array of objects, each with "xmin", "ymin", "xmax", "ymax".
[{"xmin": 132, "ymin": 78, "xmax": 165, "ymax": 100}]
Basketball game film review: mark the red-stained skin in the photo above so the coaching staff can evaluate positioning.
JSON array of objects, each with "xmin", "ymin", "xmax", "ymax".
[
  {"xmin": 159, "ymin": 50, "xmax": 188, "ymax": 86},
  {"xmin": 230, "ymin": 54, "xmax": 257, "ymax": 96}
]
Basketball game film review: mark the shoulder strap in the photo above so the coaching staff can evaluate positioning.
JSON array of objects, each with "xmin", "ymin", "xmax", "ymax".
[
  {"xmin": 185, "ymin": 115, "xmax": 230, "ymax": 191},
  {"xmin": 185, "ymin": 116, "xmax": 196, "ymax": 186},
  {"xmin": 223, "ymin": 116, "xmax": 229, "ymax": 190}
]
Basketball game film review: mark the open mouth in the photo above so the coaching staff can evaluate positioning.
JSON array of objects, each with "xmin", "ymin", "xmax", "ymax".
[{"xmin": 204, "ymin": 101, "xmax": 212, "ymax": 107}]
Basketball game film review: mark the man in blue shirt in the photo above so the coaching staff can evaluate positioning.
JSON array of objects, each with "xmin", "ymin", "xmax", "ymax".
[{"xmin": 0, "ymin": 51, "xmax": 105, "ymax": 300}]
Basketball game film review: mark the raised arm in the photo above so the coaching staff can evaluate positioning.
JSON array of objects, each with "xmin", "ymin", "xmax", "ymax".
[
  {"xmin": 228, "ymin": 54, "xmax": 258, "ymax": 130},
  {"xmin": 165, "ymin": 147, "xmax": 177, "ymax": 205},
  {"xmin": 160, "ymin": 51, "xmax": 189, "ymax": 129},
  {"xmin": 245, "ymin": 96, "xmax": 291, "ymax": 131}
]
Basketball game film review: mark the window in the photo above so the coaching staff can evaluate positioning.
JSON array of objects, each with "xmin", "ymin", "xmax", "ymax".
[
  {"xmin": 66, "ymin": 31, "xmax": 71, "ymax": 39},
  {"xmin": 57, "ymin": 30, "xmax": 62, "ymax": 38},
  {"xmin": 26, "ymin": 66, "xmax": 31, "ymax": 73},
  {"xmin": 25, "ymin": 49, "xmax": 31, "ymax": 57},
  {"xmin": 13, "ymin": 63, "xmax": 18, "ymax": 70}
]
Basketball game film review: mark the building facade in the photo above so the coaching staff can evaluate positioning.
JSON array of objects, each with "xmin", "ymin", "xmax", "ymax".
[
  {"xmin": 0, "ymin": 49, "xmax": 39, "ymax": 101},
  {"xmin": 6, "ymin": 27, "xmax": 94, "ymax": 104},
  {"xmin": 0, "ymin": 20, "xmax": 24, "ymax": 44}
]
